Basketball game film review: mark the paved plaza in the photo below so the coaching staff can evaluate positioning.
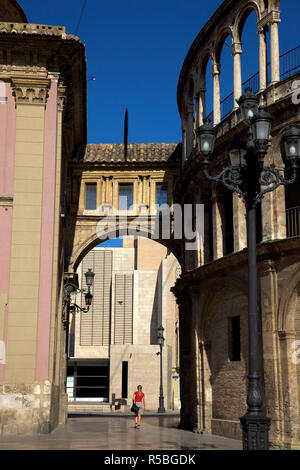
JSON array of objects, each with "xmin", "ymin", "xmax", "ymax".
[{"xmin": 0, "ymin": 415, "xmax": 242, "ymax": 450}]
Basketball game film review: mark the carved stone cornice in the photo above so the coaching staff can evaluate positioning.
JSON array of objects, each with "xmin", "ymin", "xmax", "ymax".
[
  {"xmin": 11, "ymin": 77, "xmax": 50, "ymax": 105},
  {"xmin": 0, "ymin": 22, "xmax": 67, "ymax": 38},
  {"xmin": 257, "ymin": 11, "xmax": 281, "ymax": 33}
]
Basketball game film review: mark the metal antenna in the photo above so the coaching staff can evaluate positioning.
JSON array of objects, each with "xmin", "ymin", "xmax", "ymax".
[
  {"xmin": 124, "ymin": 108, "xmax": 128, "ymax": 161},
  {"xmin": 75, "ymin": 0, "xmax": 88, "ymax": 35}
]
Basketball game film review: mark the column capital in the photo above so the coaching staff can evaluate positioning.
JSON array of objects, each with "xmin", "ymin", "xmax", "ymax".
[
  {"xmin": 212, "ymin": 62, "xmax": 221, "ymax": 76},
  {"xmin": 257, "ymin": 11, "xmax": 281, "ymax": 32},
  {"xmin": 277, "ymin": 330, "xmax": 296, "ymax": 341},
  {"xmin": 232, "ymin": 42, "xmax": 242, "ymax": 55},
  {"xmin": 11, "ymin": 77, "xmax": 50, "ymax": 105}
]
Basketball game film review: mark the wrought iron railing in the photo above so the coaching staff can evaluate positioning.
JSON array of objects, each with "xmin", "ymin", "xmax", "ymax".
[
  {"xmin": 206, "ymin": 45, "xmax": 300, "ymax": 123},
  {"xmin": 286, "ymin": 206, "xmax": 300, "ymax": 238},
  {"xmin": 281, "ymin": 45, "xmax": 300, "ymax": 79}
]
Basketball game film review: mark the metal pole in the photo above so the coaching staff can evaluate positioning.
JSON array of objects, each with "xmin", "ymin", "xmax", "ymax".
[
  {"xmin": 158, "ymin": 343, "xmax": 165, "ymax": 413},
  {"xmin": 240, "ymin": 201, "xmax": 270, "ymax": 449}
]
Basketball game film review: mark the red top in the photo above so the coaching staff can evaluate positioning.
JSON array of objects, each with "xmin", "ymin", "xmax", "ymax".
[{"xmin": 134, "ymin": 391, "xmax": 144, "ymax": 402}]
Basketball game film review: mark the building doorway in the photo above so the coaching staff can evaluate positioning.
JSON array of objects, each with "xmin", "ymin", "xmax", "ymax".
[{"xmin": 67, "ymin": 360, "xmax": 109, "ymax": 402}]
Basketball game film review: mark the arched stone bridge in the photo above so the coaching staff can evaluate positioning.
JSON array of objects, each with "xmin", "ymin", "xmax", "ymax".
[{"xmin": 65, "ymin": 143, "xmax": 183, "ymax": 272}]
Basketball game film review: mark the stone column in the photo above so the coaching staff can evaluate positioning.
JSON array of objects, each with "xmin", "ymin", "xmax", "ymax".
[
  {"xmin": 186, "ymin": 103, "xmax": 194, "ymax": 159},
  {"xmin": 273, "ymin": 174, "xmax": 287, "ymax": 239},
  {"xmin": 278, "ymin": 330, "xmax": 299, "ymax": 446},
  {"xmin": 108, "ymin": 176, "xmax": 113, "ymax": 205},
  {"xmin": 232, "ymin": 42, "xmax": 242, "ymax": 108},
  {"xmin": 138, "ymin": 176, "xmax": 143, "ymax": 206},
  {"xmin": 259, "ymin": 28, "xmax": 268, "ymax": 91},
  {"xmin": 194, "ymin": 93, "xmax": 200, "ymax": 129},
  {"xmin": 233, "ymin": 193, "xmax": 247, "ymax": 251},
  {"xmin": 212, "ymin": 62, "xmax": 221, "ymax": 125},
  {"xmin": 204, "ymin": 204, "xmax": 211, "ymax": 263},
  {"xmin": 270, "ymin": 19, "xmax": 280, "ymax": 84},
  {"xmin": 134, "ymin": 178, "xmax": 140, "ymax": 207},
  {"xmin": 102, "ymin": 176, "xmax": 106, "ymax": 204},
  {"xmin": 112, "ymin": 179, "xmax": 118, "ymax": 210},
  {"xmin": 182, "ymin": 118, "xmax": 187, "ymax": 165},
  {"xmin": 53, "ymin": 83, "xmax": 67, "ymax": 426},
  {"xmin": 211, "ymin": 184, "xmax": 224, "ymax": 259},
  {"xmin": 99, "ymin": 176, "xmax": 104, "ymax": 206},
  {"xmin": 150, "ymin": 178, "xmax": 156, "ymax": 211},
  {"xmin": 261, "ymin": 172, "xmax": 286, "ymax": 241},
  {"xmin": 258, "ymin": 259, "xmax": 281, "ymax": 444},
  {"xmin": 199, "ymin": 87, "xmax": 206, "ymax": 125}
]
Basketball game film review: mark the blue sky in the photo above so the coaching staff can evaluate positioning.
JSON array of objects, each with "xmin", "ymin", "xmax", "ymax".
[
  {"xmin": 19, "ymin": 0, "xmax": 299, "ymax": 144},
  {"xmin": 99, "ymin": 237, "xmax": 123, "ymax": 248}
]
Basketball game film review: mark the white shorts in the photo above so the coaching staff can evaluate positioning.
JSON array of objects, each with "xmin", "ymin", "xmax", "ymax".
[{"xmin": 135, "ymin": 402, "xmax": 143, "ymax": 414}]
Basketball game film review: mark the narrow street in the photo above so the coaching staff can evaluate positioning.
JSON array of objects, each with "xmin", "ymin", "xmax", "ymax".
[{"xmin": 0, "ymin": 415, "xmax": 242, "ymax": 450}]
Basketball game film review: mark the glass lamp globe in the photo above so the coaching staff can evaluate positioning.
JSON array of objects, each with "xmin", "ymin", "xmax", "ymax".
[
  {"xmin": 85, "ymin": 268, "xmax": 95, "ymax": 287},
  {"xmin": 237, "ymin": 88, "xmax": 259, "ymax": 123},
  {"xmin": 196, "ymin": 119, "xmax": 217, "ymax": 158},
  {"xmin": 282, "ymin": 125, "xmax": 300, "ymax": 163}
]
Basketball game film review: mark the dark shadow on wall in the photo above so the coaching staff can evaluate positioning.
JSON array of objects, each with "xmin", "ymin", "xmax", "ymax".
[{"xmin": 150, "ymin": 264, "xmax": 162, "ymax": 344}]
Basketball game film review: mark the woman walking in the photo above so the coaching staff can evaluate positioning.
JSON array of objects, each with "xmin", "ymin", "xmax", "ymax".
[{"xmin": 133, "ymin": 385, "xmax": 145, "ymax": 428}]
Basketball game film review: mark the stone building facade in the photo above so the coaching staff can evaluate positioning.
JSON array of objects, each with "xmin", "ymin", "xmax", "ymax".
[
  {"xmin": 0, "ymin": 0, "xmax": 87, "ymax": 434},
  {"xmin": 0, "ymin": 0, "xmax": 182, "ymax": 435},
  {"xmin": 0, "ymin": 0, "xmax": 300, "ymax": 450},
  {"xmin": 68, "ymin": 238, "xmax": 180, "ymax": 411},
  {"xmin": 173, "ymin": 0, "xmax": 300, "ymax": 450}
]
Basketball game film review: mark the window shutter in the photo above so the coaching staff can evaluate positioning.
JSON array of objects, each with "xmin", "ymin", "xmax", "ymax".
[
  {"xmin": 80, "ymin": 250, "xmax": 112, "ymax": 346},
  {"xmin": 114, "ymin": 273, "xmax": 133, "ymax": 344}
]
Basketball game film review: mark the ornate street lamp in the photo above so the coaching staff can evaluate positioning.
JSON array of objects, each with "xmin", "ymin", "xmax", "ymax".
[
  {"xmin": 237, "ymin": 87, "xmax": 259, "ymax": 122},
  {"xmin": 282, "ymin": 125, "xmax": 300, "ymax": 163},
  {"xmin": 64, "ymin": 268, "xmax": 95, "ymax": 315},
  {"xmin": 85, "ymin": 268, "xmax": 95, "ymax": 288},
  {"xmin": 63, "ymin": 269, "xmax": 95, "ymax": 356},
  {"xmin": 196, "ymin": 89, "xmax": 300, "ymax": 450},
  {"xmin": 157, "ymin": 325, "xmax": 166, "ymax": 413}
]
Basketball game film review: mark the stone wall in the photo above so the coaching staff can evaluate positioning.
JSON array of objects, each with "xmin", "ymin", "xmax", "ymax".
[
  {"xmin": 175, "ymin": 239, "xmax": 300, "ymax": 448},
  {"xmin": 109, "ymin": 344, "xmax": 171, "ymax": 410},
  {"xmin": 0, "ymin": 381, "xmax": 53, "ymax": 435}
]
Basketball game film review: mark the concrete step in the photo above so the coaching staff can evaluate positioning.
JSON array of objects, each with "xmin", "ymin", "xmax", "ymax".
[{"xmin": 68, "ymin": 402, "xmax": 112, "ymax": 414}]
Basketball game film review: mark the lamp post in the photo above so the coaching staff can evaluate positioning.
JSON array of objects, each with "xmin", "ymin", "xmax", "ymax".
[
  {"xmin": 157, "ymin": 325, "xmax": 166, "ymax": 413},
  {"xmin": 63, "ymin": 268, "xmax": 95, "ymax": 356},
  {"xmin": 196, "ymin": 88, "xmax": 300, "ymax": 450}
]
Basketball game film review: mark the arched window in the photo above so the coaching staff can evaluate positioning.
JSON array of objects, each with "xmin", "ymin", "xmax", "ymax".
[
  {"xmin": 204, "ymin": 56, "xmax": 213, "ymax": 122},
  {"xmin": 239, "ymin": 9, "xmax": 260, "ymax": 94},
  {"xmin": 217, "ymin": 33, "xmax": 234, "ymax": 119}
]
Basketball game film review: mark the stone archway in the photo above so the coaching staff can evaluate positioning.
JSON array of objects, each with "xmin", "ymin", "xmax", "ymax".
[
  {"xmin": 65, "ymin": 212, "xmax": 183, "ymax": 411},
  {"xmin": 69, "ymin": 215, "xmax": 182, "ymax": 273}
]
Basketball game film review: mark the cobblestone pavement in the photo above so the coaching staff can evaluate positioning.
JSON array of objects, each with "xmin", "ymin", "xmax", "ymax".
[{"xmin": 0, "ymin": 415, "xmax": 242, "ymax": 450}]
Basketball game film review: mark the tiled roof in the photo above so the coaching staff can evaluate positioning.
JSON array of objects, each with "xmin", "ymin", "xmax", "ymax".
[{"xmin": 73, "ymin": 143, "xmax": 182, "ymax": 164}]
